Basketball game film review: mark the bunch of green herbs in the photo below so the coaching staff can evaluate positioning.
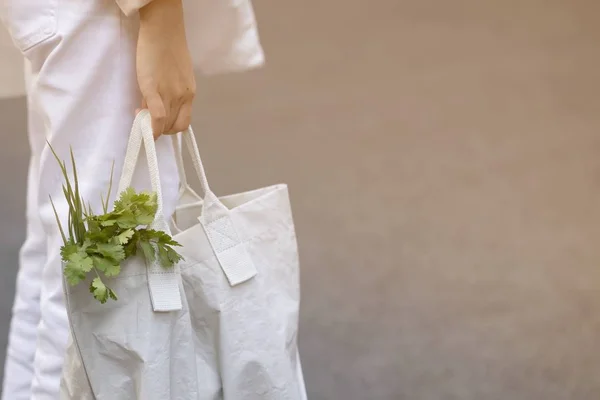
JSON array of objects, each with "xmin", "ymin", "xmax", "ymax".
[{"xmin": 49, "ymin": 146, "xmax": 183, "ymax": 304}]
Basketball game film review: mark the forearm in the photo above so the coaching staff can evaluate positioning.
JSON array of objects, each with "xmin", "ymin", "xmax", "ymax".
[
  {"xmin": 139, "ymin": 0, "xmax": 184, "ymax": 23},
  {"xmin": 136, "ymin": 0, "xmax": 195, "ymax": 136},
  {"xmin": 138, "ymin": 0, "xmax": 187, "ymax": 42}
]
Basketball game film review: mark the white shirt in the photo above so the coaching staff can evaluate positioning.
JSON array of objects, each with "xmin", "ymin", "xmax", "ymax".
[
  {"xmin": 0, "ymin": 0, "xmax": 265, "ymax": 98},
  {"xmin": 0, "ymin": 0, "xmax": 265, "ymax": 397}
]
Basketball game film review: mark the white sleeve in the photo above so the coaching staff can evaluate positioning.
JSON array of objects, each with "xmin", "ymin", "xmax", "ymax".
[
  {"xmin": 183, "ymin": 0, "xmax": 265, "ymax": 75},
  {"xmin": 115, "ymin": 0, "xmax": 153, "ymax": 16},
  {"xmin": 115, "ymin": 0, "xmax": 266, "ymax": 75}
]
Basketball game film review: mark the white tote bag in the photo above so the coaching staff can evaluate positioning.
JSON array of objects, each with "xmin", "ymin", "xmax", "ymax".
[{"xmin": 60, "ymin": 111, "xmax": 307, "ymax": 399}]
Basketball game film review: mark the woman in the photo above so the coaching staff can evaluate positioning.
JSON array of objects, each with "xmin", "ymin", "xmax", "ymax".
[{"xmin": 0, "ymin": 0, "xmax": 264, "ymax": 398}]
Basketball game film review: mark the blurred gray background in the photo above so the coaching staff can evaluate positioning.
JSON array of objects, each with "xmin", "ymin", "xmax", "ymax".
[{"xmin": 2, "ymin": 0, "xmax": 600, "ymax": 399}]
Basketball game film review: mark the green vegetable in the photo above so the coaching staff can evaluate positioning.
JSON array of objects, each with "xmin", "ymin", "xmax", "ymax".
[
  {"xmin": 90, "ymin": 277, "xmax": 118, "ymax": 304},
  {"xmin": 49, "ymin": 144, "xmax": 184, "ymax": 304}
]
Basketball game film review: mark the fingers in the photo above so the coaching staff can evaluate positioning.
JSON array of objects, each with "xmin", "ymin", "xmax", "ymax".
[
  {"xmin": 139, "ymin": 101, "xmax": 192, "ymax": 138},
  {"xmin": 170, "ymin": 101, "xmax": 192, "ymax": 134},
  {"xmin": 140, "ymin": 85, "xmax": 195, "ymax": 138},
  {"xmin": 164, "ymin": 98, "xmax": 182, "ymax": 134},
  {"xmin": 162, "ymin": 83, "xmax": 195, "ymax": 135},
  {"xmin": 144, "ymin": 92, "xmax": 167, "ymax": 139}
]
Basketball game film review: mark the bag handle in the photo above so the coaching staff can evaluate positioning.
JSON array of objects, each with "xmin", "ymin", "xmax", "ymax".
[
  {"xmin": 172, "ymin": 127, "xmax": 210, "ymax": 199},
  {"xmin": 117, "ymin": 110, "xmax": 182, "ymax": 312},
  {"xmin": 171, "ymin": 128, "xmax": 258, "ymax": 286},
  {"xmin": 173, "ymin": 133, "xmax": 188, "ymax": 192}
]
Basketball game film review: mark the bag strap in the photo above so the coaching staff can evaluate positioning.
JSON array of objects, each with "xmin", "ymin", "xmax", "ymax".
[
  {"xmin": 117, "ymin": 111, "xmax": 182, "ymax": 312},
  {"xmin": 172, "ymin": 127, "xmax": 210, "ymax": 198},
  {"xmin": 174, "ymin": 133, "xmax": 188, "ymax": 190},
  {"xmin": 171, "ymin": 129, "xmax": 257, "ymax": 286}
]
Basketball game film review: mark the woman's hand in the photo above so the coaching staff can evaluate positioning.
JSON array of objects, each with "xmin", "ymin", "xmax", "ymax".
[{"xmin": 137, "ymin": 0, "xmax": 195, "ymax": 138}]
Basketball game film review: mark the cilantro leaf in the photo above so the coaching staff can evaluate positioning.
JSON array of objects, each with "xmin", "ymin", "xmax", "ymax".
[
  {"xmin": 115, "ymin": 211, "xmax": 139, "ymax": 229},
  {"xmin": 156, "ymin": 244, "xmax": 183, "ymax": 268},
  {"xmin": 89, "ymin": 277, "xmax": 117, "ymax": 304},
  {"xmin": 60, "ymin": 243, "xmax": 79, "ymax": 260},
  {"xmin": 113, "ymin": 189, "xmax": 157, "ymax": 227},
  {"xmin": 157, "ymin": 246, "xmax": 171, "ymax": 268},
  {"xmin": 113, "ymin": 187, "xmax": 136, "ymax": 212},
  {"xmin": 116, "ymin": 229, "xmax": 135, "ymax": 245},
  {"xmin": 64, "ymin": 264, "xmax": 86, "ymax": 286},
  {"xmin": 104, "ymin": 262, "xmax": 121, "ymax": 277},
  {"xmin": 95, "ymin": 243, "xmax": 125, "ymax": 262},
  {"xmin": 167, "ymin": 246, "xmax": 183, "ymax": 264},
  {"xmin": 70, "ymin": 251, "xmax": 94, "ymax": 273},
  {"xmin": 135, "ymin": 228, "xmax": 183, "ymax": 268},
  {"xmin": 85, "ymin": 224, "xmax": 118, "ymax": 244},
  {"xmin": 94, "ymin": 211, "xmax": 121, "ymax": 228},
  {"xmin": 90, "ymin": 277, "xmax": 106, "ymax": 301},
  {"xmin": 131, "ymin": 192, "xmax": 157, "ymax": 221},
  {"xmin": 81, "ymin": 238, "xmax": 92, "ymax": 251},
  {"xmin": 92, "ymin": 256, "xmax": 120, "ymax": 277},
  {"xmin": 144, "ymin": 229, "xmax": 182, "ymax": 247},
  {"xmin": 86, "ymin": 218, "xmax": 100, "ymax": 233},
  {"xmin": 123, "ymin": 231, "xmax": 139, "ymax": 258},
  {"xmin": 135, "ymin": 213, "xmax": 155, "ymax": 226},
  {"xmin": 99, "ymin": 219, "xmax": 117, "ymax": 227},
  {"xmin": 139, "ymin": 241, "xmax": 156, "ymax": 264},
  {"xmin": 64, "ymin": 251, "xmax": 93, "ymax": 286},
  {"xmin": 91, "ymin": 255, "xmax": 111, "ymax": 271}
]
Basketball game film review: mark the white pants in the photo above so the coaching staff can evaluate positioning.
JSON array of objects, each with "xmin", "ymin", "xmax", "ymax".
[{"xmin": 1, "ymin": 1, "xmax": 180, "ymax": 398}]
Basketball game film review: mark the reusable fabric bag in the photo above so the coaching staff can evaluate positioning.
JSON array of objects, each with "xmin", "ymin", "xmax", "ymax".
[{"xmin": 60, "ymin": 111, "xmax": 307, "ymax": 399}]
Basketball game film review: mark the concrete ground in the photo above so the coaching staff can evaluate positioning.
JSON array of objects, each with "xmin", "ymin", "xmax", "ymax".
[{"xmin": 2, "ymin": 1, "xmax": 600, "ymax": 399}]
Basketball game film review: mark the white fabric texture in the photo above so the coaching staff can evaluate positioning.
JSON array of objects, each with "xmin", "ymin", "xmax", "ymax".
[
  {"xmin": 0, "ymin": 0, "xmax": 265, "ymax": 397},
  {"xmin": 1, "ymin": 1, "xmax": 198, "ymax": 398},
  {"xmin": 0, "ymin": 0, "xmax": 264, "ymax": 98},
  {"xmin": 116, "ymin": 113, "xmax": 183, "ymax": 312},
  {"xmin": 60, "ymin": 112, "xmax": 307, "ymax": 399}
]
